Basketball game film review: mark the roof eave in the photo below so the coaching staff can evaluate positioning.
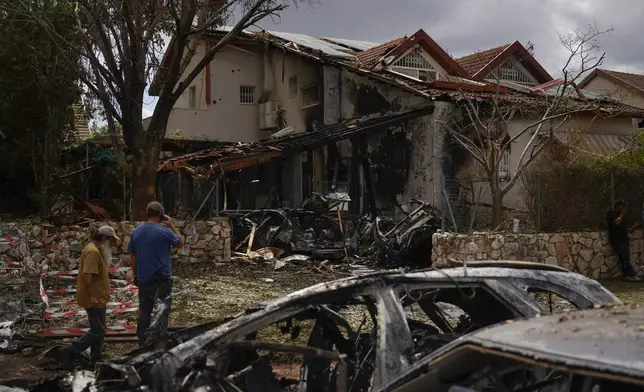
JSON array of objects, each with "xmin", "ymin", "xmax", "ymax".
[{"xmin": 594, "ymin": 69, "xmax": 644, "ymax": 95}]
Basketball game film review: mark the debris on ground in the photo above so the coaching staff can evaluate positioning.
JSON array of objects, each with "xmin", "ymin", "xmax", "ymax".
[
  {"xmin": 366, "ymin": 199, "xmax": 442, "ymax": 267},
  {"xmin": 227, "ymin": 193, "xmax": 443, "ymax": 270},
  {"xmin": 45, "ymin": 265, "xmax": 620, "ymax": 391}
]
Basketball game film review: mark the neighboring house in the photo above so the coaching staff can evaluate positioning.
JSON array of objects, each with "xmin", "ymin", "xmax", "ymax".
[
  {"xmin": 452, "ymin": 44, "xmax": 641, "ymax": 212},
  {"xmin": 149, "ymin": 28, "xmax": 644, "ymax": 228},
  {"xmin": 579, "ymin": 69, "xmax": 644, "ymax": 128}
]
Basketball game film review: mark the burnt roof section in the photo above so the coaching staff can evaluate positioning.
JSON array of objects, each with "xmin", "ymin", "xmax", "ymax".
[
  {"xmin": 456, "ymin": 41, "xmax": 553, "ymax": 83},
  {"xmin": 466, "ymin": 305, "xmax": 644, "ymax": 380},
  {"xmin": 157, "ymin": 105, "xmax": 434, "ymax": 172},
  {"xmin": 354, "ymin": 37, "xmax": 407, "ymax": 69}
]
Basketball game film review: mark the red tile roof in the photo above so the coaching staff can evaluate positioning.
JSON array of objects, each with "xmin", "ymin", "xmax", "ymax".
[
  {"xmin": 456, "ymin": 41, "xmax": 552, "ymax": 84},
  {"xmin": 353, "ymin": 37, "xmax": 407, "ymax": 69},
  {"xmin": 456, "ymin": 43, "xmax": 510, "ymax": 76},
  {"xmin": 71, "ymin": 103, "xmax": 91, "ymax": 140},
  {"xmin": 353, "ymin": 30, "xmax": 469, "ymax": 78},
  {"xmin": 579, "ymin": 69, "xmax": 644, "ymax": 94}
]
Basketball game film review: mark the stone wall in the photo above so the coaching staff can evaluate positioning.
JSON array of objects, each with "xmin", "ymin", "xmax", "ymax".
[
  {"xmin": 0, "ymin": 218, "xmax": 231, "ymax": 271},
  {"xmin": 432, "ymin": 230, "xmax": 644, "ymax": 279}
]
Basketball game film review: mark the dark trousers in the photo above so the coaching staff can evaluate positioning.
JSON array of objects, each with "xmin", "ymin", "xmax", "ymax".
[
  {"xmin": 137, "ymin": 276, "xmax": 173, "ymax": 348},
  {"xmin": 611, "ymin": 241, "xmax": 636, "ymax": 278},
  {"xmin": 66, "ymin": 307, "xmax": 106, "ymax": 363}
]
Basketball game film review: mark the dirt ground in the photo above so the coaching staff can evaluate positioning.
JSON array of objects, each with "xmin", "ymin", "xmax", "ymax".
[
  {"xmin": 0, "ymin": 261, "xmax": 340, "ymax": 385},
  {"xmin": 1, "ymin": 262, "xmax": 643, "ymax": 387}
]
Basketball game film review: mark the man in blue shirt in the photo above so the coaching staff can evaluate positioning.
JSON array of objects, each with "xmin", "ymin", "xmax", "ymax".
[{"xmin": 128, "ymin": 201, "xmax": 184, "ymax": 348}]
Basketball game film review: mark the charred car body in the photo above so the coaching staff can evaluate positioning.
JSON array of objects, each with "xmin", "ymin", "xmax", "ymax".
[
  {"xmin": 378, "ymin": 304, "xmax": 644, "ymax": 392},
  {"xmin": 229, "ymin": 197, "xmax": 442, "ymax": 267},
  {"xmin": 41, "ymin": 264, "xmax": 622, "ymax": 392}
]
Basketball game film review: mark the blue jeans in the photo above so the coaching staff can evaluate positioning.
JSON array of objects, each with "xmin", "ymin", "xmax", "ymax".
[
  {"xmin": 611, "ymin": 241, "xmax": 635, "ymax": 278},
  {"xmin": 137, "ymin": 276, "xmax": 173, "ymax": 348}
]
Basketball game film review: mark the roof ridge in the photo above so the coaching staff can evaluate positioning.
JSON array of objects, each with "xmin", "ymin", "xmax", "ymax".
[
  {"xmin": 601, "ymin": 68, "xmax": 644, "ymax": 78},
  {"xmin": 455, "ymin": 42, "xmax": 513, "ymax": 61}
]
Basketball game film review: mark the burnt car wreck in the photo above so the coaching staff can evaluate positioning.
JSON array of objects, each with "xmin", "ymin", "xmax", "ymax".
[
  {"xmin": 379, "ymin": 304, "xmax": 644, "ymax": 392},
  {"xmin": 229, "ymin": 196, "xmax": 443, "ymax": 267},
  {"xmin": 37, "ymin": 264, "xmax": 622, "ymax": 392}
]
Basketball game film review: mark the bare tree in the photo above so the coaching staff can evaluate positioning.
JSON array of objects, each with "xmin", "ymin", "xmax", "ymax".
[
  {"xmin": 5, "ymin": 0, "xmax": 305, "ymax": 219},
  {"xmin": 440, "ymin": 24, "xmax": 613, "ymax": 228}
]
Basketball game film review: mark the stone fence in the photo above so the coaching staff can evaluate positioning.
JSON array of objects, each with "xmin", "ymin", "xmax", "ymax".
[
  {"xmin": 0, "ymin": 218, "xmax": 231, "ymax": 271},
  {"xmin": 432, "ymin": 230, "xmax": 644, "ymax": 279}
]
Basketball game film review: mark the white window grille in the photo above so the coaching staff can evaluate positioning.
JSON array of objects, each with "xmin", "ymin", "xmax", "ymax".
[
  {"xmin": 489, "ymin": 57, "xmax": 537, "ymax": 85},
  {"xmin": 240, "ymin": 85, "xmax": 255, "ymax": 104},
  {"xmin": 289, "ymin": 76, "xmax": 298, "ymax": 98},
  {"xmin": 302, "ymin": 84, "xmax": 320, "ymax": 108},
  {"xmin": 389, "ymin": 47, "xmax": 438, "ymax": 82},
  {"xmin": 188, "ymin": 86, "xmax": 196, "ymax": 109}
]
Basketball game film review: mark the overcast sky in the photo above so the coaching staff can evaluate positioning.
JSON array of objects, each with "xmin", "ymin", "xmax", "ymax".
[{"xmin": 142, "ymin": 0, "xmax": 644, "ymax": 117}]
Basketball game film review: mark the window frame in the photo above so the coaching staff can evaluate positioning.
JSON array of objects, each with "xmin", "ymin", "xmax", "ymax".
[
  {"xmin": 188, "ymin": 85, "xmax": 197, "ymax": 109},
  {"xmin": 288, "ymin": 76, "xmax": 298, "ymax": 98},
  {"xmin": 239, "ymin": 85, "xmax": 256, "ymax": 105},
  {"xmin": 301, "ymin": 84, "xmax": 320, "ymax": 109}
]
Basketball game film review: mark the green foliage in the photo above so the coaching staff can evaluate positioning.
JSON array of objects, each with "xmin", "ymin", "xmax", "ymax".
[
  {"xmin": 0, "ymin": 1, "xmax": 81, "ymax": 213},
  {"xmin": 530, "ymin": 145, "xmax": 644, "ymax": 232},
  {"xmin": 91, "ymin": 122, "xmax": 123, "ymax": 138}
]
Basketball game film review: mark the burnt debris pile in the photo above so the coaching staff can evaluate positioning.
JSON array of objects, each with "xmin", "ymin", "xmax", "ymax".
[{"xmin": 227, "ymin": 193, "xmax": 443, "ymax": 268}]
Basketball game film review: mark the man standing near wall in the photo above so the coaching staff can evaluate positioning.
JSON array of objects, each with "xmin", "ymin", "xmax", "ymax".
[
  {"xmin": 128, "ymin": 201, "xmax": 184, "ymax": 348},
  {"xmin": 45, "ymin": 226, "xmax": 119, "ymax": 367},
  {"xmin": 607, "ymin": 200, "xmax": 638, "ymax": 281}
]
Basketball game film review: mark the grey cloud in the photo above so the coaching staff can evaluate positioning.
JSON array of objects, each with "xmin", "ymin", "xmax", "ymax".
[{"xmin": 246, "ymin": 0, "xmax": 644, "ymax": 75}]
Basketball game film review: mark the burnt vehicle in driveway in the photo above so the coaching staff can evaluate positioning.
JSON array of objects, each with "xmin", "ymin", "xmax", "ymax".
[
  {"xmin": 378, "ymin": 304, "xmax": 644, "ymax": 392},
  {"xmin": 65, "ymin": 263, "xmax": 620, "ymax": 392}
]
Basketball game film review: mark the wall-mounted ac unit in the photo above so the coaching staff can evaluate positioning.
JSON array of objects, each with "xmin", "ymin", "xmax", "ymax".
[{"xmin": 259, "ymin": 101, "xmax": 278, "ymax": 130}]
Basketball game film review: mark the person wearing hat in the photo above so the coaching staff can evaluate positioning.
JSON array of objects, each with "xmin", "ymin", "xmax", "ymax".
[
  {"xmin": 45, "ymin": 225, "xmax": 119, "ymax": 367},
  {"xmin": 128, "ymin": 201, "xmax": 183, "ymax": 348},
  {"xmin": 607, "ymin": 200, "xmax": 638, "ymax": 281}
]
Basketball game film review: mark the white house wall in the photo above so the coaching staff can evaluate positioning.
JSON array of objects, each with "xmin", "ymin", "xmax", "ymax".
[
  {"xmin": 583, "ymin": 76, "xmax": 644, "ymax": 110},
  {"xmin": 155, "ymin": 41, "xmax": 264, "ymax": 141},
  {"xmin": 267, "ymin": 50, "xmax": 321, "ymax": 134}
]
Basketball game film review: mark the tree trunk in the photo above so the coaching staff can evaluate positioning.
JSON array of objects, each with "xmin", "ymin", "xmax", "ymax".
[
  {"xmin": 490, "ymin": 177, "xmax": 503, "ymax": 229},
  {"xmin": 130, "ymin": 151, "xmax": 159, "ymax": 220}
]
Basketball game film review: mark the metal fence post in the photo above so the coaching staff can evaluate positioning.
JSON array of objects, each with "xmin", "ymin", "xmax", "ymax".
[{"xmin": 536, "ymin": 174, "xmax": 541, "ymax": 232}]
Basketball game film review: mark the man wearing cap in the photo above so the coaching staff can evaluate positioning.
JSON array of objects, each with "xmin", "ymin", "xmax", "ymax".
[
  {"xmin": 128, "ymin": 201, "xmax": 184, "ymax": 348},
  {"xmin": 46, "ymin": 225, "xmax": 118, "ymax": 367}
]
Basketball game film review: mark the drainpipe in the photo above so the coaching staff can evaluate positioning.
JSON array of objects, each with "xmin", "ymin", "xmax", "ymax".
[{"xmin": 258, "ymin": 43, "xmax": 274, "ymax": 102}]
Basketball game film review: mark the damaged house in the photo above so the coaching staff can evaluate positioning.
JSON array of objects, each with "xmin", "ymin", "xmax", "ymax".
[{"xmin": 149, "ymin": 27, "xmax": 644, "ymax": 228}]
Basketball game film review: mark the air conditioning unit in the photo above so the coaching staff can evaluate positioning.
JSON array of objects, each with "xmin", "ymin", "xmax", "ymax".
[{"xmin": 259, "ymin": 101, "xmax": 278, "ymax": 130}]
